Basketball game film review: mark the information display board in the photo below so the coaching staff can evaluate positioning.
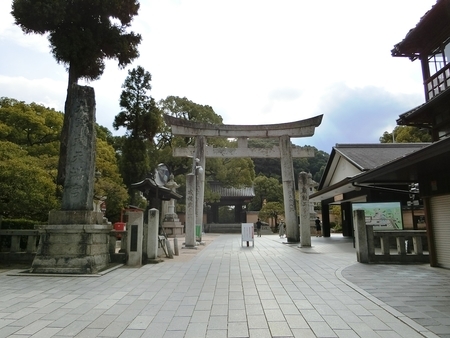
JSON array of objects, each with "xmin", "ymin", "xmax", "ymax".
[{"xmin": 352, "ymin": 202, "xmax": 403, "ymax": 230}]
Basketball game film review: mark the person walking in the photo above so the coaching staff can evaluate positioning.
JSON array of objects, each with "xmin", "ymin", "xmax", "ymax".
[
  {"xmin": 256, "ymin": 218, "xmax": 262, "ymax": 237},
  {"xmin": 315, "ymin": 217, "xmax": 322, "ymax": 237}
]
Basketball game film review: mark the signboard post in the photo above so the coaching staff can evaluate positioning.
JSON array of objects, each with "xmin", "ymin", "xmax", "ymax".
[{"xmin": 241, "ymin": 223, "xmax": 254, "ymax": 247}]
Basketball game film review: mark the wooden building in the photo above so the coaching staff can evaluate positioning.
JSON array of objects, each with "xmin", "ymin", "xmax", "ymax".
[{"xmin": 313, "ymin": 0, "xmax": 450, "ymax": 269}]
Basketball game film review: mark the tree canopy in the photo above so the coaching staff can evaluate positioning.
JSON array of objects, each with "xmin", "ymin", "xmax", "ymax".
[
  {"xmin": 0, "ymin": 141, "xmax": 59, "ymax": 221},
  {"xmin": 113, "ymin": 67, "xmax": 162, "ymax": 203},
  {"xmin": 11, "ymin": 0, "xmax": 141, "ymax": 84},
  {"xmin": 380, "ymin": 126, "xmax": 431, "ymax": 143},
  {"xmin": 157, "ymin": 96, "xmax": 255, "ymax": 199},
  {"xmin": 0, "ymin": 97, "xmax": 62, "ymax": 157},
  {"xmin": 0, "ymin": 98, "xmax": 128, "ymax": 223},
  {"xmin": 248, "ymin": 175, "xmax": 283, "ymax": 211},
  {"xmin": 114, "ymin": 66, "xmax": 162, "ymax": 140},
  {"xmin": 259, "ymin": 201, "xmax": 284, "ymax": 226},
  {"xmin": 250, "ymin": 139, "xmax": 329, "ymax": 184}
]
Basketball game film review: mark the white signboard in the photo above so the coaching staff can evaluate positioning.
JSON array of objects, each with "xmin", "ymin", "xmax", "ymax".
[{"xmin": 241, "ymin": 223, "xmax": 254, "ymax": 247}]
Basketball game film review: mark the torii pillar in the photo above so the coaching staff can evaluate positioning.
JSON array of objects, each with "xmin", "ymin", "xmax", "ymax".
[{"xmin": 164, "ymin": 115, "xmax": 323, "ymax": 243}]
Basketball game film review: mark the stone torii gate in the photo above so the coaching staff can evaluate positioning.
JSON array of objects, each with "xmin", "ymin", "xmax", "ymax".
[{"xmin": 164, "ymin": 114, "xmax": 323, "ymax": 244}]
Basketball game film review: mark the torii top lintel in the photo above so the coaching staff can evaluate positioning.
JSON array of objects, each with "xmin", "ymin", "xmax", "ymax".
[{"xmin": 164, "ymin": 114, "xmax": 323, "ymax": 138}]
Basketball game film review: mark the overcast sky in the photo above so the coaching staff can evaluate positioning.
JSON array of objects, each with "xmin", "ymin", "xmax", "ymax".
[{"xmin": 0, "ymin": 0, "xmax": 436, "ymax": 153}]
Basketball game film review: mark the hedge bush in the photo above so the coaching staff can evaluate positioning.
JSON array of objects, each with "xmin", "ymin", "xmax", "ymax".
[{"xmin": 0, "ymin": 218, "xmax": 42, "ymax": 230}]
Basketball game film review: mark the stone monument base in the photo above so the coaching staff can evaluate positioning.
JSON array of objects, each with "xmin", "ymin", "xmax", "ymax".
[
  {"xmin": 48, "ymin": 210, "xmax": 104, "ymax": 225},
  {"xmin": 162, "ymin": 220, "xmax": 184, "ymax": 237},
  {"xmin": 31, "ymin": 223, "xmax": 111, "ymax": 274}
]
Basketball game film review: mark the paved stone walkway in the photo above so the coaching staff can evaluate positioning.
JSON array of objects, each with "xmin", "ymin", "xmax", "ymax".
[
  {"xmin": 342, "ymin": 262, "xmax": 450, "ymax": 338},
  {"xmin": 0, "ymin": 233, "xmax": 448, "ymax": 337}
]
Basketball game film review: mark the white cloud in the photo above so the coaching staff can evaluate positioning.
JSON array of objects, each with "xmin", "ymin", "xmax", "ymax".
[
  {"xmin": 0, "ymin": 0, "xmax": 437, "ymax": 152},
  {"xmin": 0, "ymin": 75, "xmax": 66, "ymax": 111}
]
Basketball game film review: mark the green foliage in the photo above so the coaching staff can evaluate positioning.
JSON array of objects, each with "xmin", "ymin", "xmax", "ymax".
[
  {"xmin": 114, "ymin": 66, "xmax": 162, "ymax": 140},
  {"xmin": 248, "ymin": 175, "xmax": 283, "ymax": 211},
  {"xmin": 95, "ymin": 139, "xmax": 129, "ymax": 223},
  {"xmin": 157, "ymin": 96, "xmax": 254, "ymax": 193},
  {"xmin": 96, "ymin": 124, "xmax": 115, "ymax": 146},
  {"xmin": 0, "ymin": 97, "xmax": 62, "ymax": 157},
  {"xmin": 12, "ymin": 0, "xmax": 142, "ymax": 186},
  {"xmin": 252, "ymin": 158, "xmax": 281, "ymax": 180},
  {"xmin": 0, "ymin": 98, "xmax": 128, "ymax": 223},
  {"xmin": 249, "ymin": 139, "xmax": 281, "ymax": 180},
  {"xmin": 0, "ymin": 99, "xmax": 63, "ymax": 221},
  {"xmin": 0, "ymin": 141, "xmax": 59, "ymax": 221},
  {"xmin": 0, "ymin": 218, "xmax": 41, "ymax": 230},
  {"xmin": 250, "ymin": 139, "xmax": 329, "ymax": 184},
  {"xmin": 159, "ymin": 96, "xmax": 222, "ymax": 125},
  {"xmin": 298, "ymin": 147, "xmax": 329, "ymax": 183},
  {"xmin": 11, "ymin": 0, "xmax": 142, "ymax": 83},
  {"xmin": 120, "ymin": 138, "xmax": 150, "ymax": 185},
  {"xmin": 157, "ymin": 96, "xmax": 223, "ymax": 151},
  {"xmin": 380, "ymin": 126, "xmax": 432, "ymax": 143},
  {"xmin": 330, "ymin": 205, "xmax": 342, "ymax": 227},
  {"xmin": 114, "ymin": 67, "xmax": 162, "ymax": 202},
  {"xmin": 218, "ymin": 206, "xmax": 235, "ymax": 223},
  {"xmin": 259, "ymin": 201, "xmax": 284, "ymax": 224},
  {"xmin": 333, "ymin": 223, "xmax": 342, "ymax": 233},
  {"xmin": 207, "ymin": 157, "xmax": 255, "ymax": 188}
]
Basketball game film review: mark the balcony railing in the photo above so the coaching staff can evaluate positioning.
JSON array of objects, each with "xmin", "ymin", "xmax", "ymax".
[{"xmin": 426, "ymin": 63, "xmax": 450, "ymax": 100}]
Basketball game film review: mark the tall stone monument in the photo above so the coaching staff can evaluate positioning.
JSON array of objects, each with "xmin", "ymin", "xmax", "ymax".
[
  {"xmin": 299, "ymin": 171, "xmax": 312, "ymax": 247},
  {"xmin": 31, "ymin": 85, "xmax": 111, "ymax": 274}
]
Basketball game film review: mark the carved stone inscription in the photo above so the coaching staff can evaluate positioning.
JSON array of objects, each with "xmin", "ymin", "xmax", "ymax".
[
  {"xmin": 61, "ymin": 85, "xmax": 96, "ymax": 211},
  {"xmin": 130, "ymin": 224, "xmax": 138, "ymax": 252}
]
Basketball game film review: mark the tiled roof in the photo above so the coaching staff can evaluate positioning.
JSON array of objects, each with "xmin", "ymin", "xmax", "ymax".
[
  {"xmin": 209, "ymin": 182, "xmax": 255, "ymax": 198},
  {"xmin": 397, "ymin": 88, "xmax": 450, "ymax": 126},
  {"xmin": 334, "ymin": 143, "xmax": 430, "ymax": 171},
  {"xmin": 392, "ymin": 0, "xmax": 445, "ymax": 59}
]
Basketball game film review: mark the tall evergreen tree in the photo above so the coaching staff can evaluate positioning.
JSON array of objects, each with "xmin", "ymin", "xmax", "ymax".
[
  {"xmin": 114, "ymin": 66, "xmax": 162, "ymax": 140},
  {"xmin": 113, "ymin": 66, "xmax": 162, "ymax": 203},
  {"xmin": 11, "ymin": 0, "xmax": 142, "ymax": 187}
]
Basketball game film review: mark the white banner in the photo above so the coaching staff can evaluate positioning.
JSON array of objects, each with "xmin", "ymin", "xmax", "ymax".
[{"xmin": 241, "ymin": 223, "xmax": 254, "ymax": 247}]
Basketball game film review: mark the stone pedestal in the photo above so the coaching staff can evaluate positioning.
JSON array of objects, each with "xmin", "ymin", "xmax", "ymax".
[
  {"xmin": 31, "ymin": 221, "xmax": 111, "ymax": 274},
  {"xmin": 126, "ymin": 209, "xmax": 143, "ymax": 266},
  {"xmin": 48, "ymin": 210, "xmax": 104, "ymax": 225},
  {"xmin": 162, "ymin": 212, "xmax": 183, "ymax": 237},
  {"xmin": 162, "ymin": 221, "xmax": 184, "ymax": 236}
]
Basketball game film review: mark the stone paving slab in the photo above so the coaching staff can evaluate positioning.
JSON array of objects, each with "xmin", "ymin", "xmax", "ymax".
[
  {"xmin": 0, "ymin": 233, "xmax": 448, "ymax": 337},
  {"xmin": 341, "ymin": 262, "xmax": 450, "ymax": 338}
]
